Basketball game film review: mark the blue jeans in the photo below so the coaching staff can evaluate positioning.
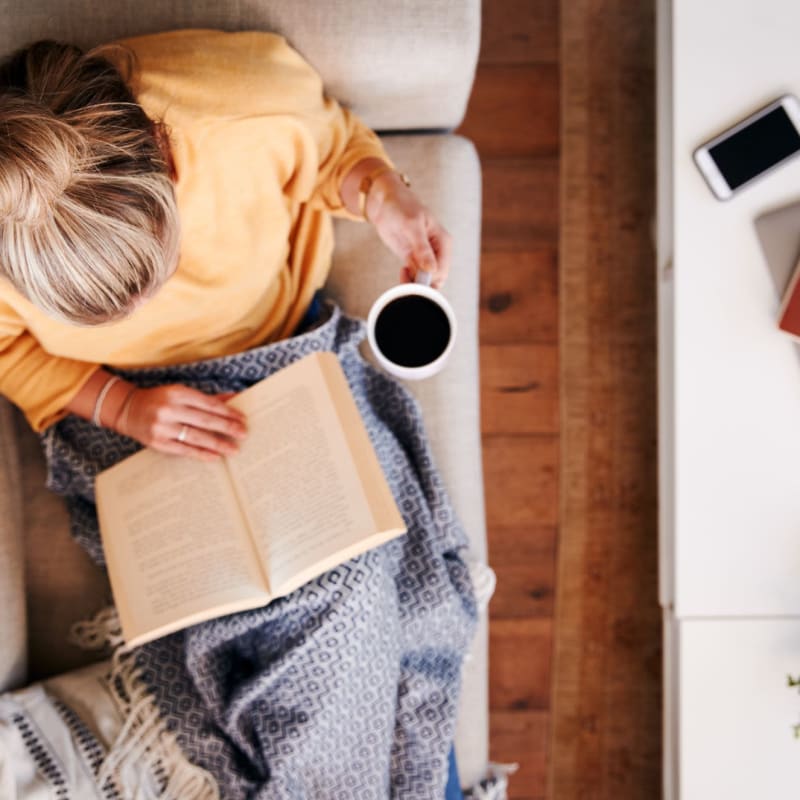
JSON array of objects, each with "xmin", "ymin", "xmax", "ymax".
[
  {"xmin": 294, "ymin": 289, "xmax": 326, "ymax": 335},
  {"xmin": 445, "ymin": 747, "xmax": 463, "ymax": 799}
]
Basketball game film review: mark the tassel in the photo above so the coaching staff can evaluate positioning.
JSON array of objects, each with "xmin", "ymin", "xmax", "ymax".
[
  {"xmin": 70, "ymin": 607, "xmax": 220, "ymax": 800},
  {"xmin": 464, "ymin": 762, "xmax": 519, "ymax": 800},
  {"xmin": 465, "ymin": 557, "xmax": 497, "ymax": 614}
]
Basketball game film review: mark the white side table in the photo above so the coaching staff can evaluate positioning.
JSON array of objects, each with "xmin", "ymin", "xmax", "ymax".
[{"xmin": 659, "ymin": 1, "xmax": 800, "ymax": 796}]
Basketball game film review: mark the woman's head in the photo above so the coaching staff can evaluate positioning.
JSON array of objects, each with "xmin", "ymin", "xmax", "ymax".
[{"xmin": 0, "ymin": 40, "xmax": 180, "ymax": 325}]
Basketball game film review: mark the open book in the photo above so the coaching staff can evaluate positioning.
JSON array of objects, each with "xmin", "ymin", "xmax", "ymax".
[{"xmin": 95, "ymin": 352, "xmax": 406, "ymax": 648}]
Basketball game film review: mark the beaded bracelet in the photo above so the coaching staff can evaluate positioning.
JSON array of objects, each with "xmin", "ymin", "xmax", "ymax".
[{"xmin": 92, "ymin": 375, "xmax": 120, "ymax": 427}]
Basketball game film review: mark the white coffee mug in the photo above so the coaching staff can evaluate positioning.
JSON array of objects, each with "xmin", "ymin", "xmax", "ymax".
[{"xmin": 366, "ymin": 271, "xmax": 457, "ymax": 380}]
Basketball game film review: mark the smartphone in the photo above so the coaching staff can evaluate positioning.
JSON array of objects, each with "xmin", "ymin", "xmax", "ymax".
[{"xmin": 693, "ymin": 95, "xmax": 800, "ymax": 200}]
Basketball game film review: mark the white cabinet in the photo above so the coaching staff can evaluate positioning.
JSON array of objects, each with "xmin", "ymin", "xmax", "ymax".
[
  {"xmin": 679, "ymin": 620, "xmax": 800, "ymax": 799},
  {"xmin": 658, "ymin": 1, "xmax": 800, "ymax": 796}
]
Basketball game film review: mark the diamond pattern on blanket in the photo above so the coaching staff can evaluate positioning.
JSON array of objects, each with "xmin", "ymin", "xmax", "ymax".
[{"xmin": 41, "ymin": 304, "xmax": 477, "ymax": 799}]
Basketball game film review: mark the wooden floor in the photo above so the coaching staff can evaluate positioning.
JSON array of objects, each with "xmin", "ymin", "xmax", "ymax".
[
  {"xmin": 457, "ymin": 3, "xmax": 660, "ymax": 798},
  {"xmin": 458, "ymin": 2, "xmax": 559, "ymax": 797}
]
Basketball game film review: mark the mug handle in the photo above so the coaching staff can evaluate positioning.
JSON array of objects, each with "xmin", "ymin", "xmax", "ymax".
[{"xmin": 414, "ymin": 269, "xmax": 433, "ymax": 287}]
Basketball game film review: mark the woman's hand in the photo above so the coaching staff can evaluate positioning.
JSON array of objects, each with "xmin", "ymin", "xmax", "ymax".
[
  {"xmin": 117, "ymin": 384, "xmax": 248, "ymax": 462},
  {"xmin": 366, "ymin": 172, "xmax": 453, "ymax": 289}
]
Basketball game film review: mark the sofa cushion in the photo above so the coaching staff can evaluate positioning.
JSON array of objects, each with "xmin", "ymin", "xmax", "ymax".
[
  {"xmin": 0, "ymin": 0, "xmax": 480, "ymax": 132},
  {"xmin": 14, "ymin": 411, "xmax": 113, "ymax": 682}
]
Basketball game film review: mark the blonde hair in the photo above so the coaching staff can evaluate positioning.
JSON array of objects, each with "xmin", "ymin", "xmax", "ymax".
[{"xmin": 0, "ymin": 40, "xmax": 180, "ymax": 325}]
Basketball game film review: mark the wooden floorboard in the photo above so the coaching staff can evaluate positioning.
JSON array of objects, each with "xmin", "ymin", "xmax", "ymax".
[
  {"xmin": 490, "ymin": 710, "xmax": 549, "ymax": 799},
  {"xmin": 549, "ymin": 1, "xmax": 660, "ymax": 798},
  {"xmin": 490, "ymin": 618, "xmax": 553, "ymax": 711},
  {"xmin": 480, "ymin": 0, "xmax": 559, "ymax": 65},
  {"xmin": 487, "ymin": 525, "xmax": 557, "ymax": 620},
  {"xmin": 481, "ymin": 158, "xmax": 559, "ymax": 250},
  {"xmin": 460, "ymin": 65, "xmax": 559, "ymax": 159},
  {"xmin": 456, "ymin": 2, "xmax": 560, "ymax": 797},
  {"xmin": 479, "ymin": 250, "xmax": 558, "ymax": 346},
  {"xmin": 458, "ymin": 1, "xmax": 660, "ymax": 797},
  {"xmin": 483, "ymin": 435, "xmax": 558, "ymax": 529},
  {"xmin": 480, "ymin": 344, "xmax": 558, "ymax": 435}
]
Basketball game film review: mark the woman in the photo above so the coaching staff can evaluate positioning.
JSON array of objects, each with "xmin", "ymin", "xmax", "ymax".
[
  {"xmin": 0, "ymin": 30, "xmax": 472, "ymax": 799},
  {"xmin": 0, "ymin": 29, "xmax": 451, "ymax": 459}
]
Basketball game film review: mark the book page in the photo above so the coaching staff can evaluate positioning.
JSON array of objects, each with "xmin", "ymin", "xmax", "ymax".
[
  {"xmin": 226, "ymin": 353, "xmax": 403, "ymax": 595},
  {"xmin": 96, "ymin": 450, "xmax": 269, "ymax": 646},
  {"xmin": 318, "ymin": 355, "xmax": 407, "ymax": 537}
]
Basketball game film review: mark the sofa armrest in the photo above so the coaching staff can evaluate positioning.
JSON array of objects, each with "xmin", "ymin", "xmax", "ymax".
[
  {"xmin": 328, "ymin": 134, "xmax": 488, "ymax": 786},
  {"xmin": 0, "ymin": 0, "xmax": 480, "ymax": 132},
  {"xmin": 268, "ymin": 0, "xmax": 482, "ymax": 131},
  {"xmin": 0, "ymin": 399, "xmax": 27, "ymax": 691}
]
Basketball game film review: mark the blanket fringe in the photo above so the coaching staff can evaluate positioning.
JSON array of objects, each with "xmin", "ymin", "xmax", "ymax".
[
  {"xmin": 464, "ymin": 557, "xmax": 496, "ymax": 614},
  {"xmin": 70, "ymin": 607, "xmax": 220, "ymax": 800},
  {"xmin": 464, "ymin": 762, "xmax": 519, "ymax": 800}
]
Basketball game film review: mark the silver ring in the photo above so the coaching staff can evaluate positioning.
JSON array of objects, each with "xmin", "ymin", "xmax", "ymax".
[{"xmin": 177, "ymin": 424, "xmax": 188, "ymax": 443}]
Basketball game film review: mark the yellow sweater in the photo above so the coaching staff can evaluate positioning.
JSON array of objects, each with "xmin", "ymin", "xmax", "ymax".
[{"xmin": 0, "ymin": 29, "xmax": 388, "ymax": 431}]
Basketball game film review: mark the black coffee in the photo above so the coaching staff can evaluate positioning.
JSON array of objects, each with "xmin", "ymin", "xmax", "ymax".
[{"xmin": 374, "ymin": 295, "xmax": 451, "ymax": 368}]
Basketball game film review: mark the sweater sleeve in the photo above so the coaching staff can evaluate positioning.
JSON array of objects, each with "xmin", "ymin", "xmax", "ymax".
[
  {"xmin": 303, "ymin": 97, "xmax": 394, "ymax": 220},
  {"xmin": 0, "ymin": 301, "xmax": 99, "ymax": 432},
  {"xmin": 266, "ymin": 37, "xmax": 393, "ymax": 219}
]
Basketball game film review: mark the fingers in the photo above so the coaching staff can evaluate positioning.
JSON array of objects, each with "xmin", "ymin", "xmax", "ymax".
[
  {"xmin": 404, "ymin": 225, "xmax": 453, "ymax": 288},
  {"xmin": 409, "ymin": 239, "xmax": 438, "ymax": 285},
  {"xmin": 396, "ymin": 206, "xmax": 452, "ymax": 288},
  {"xmin": 161, "ymin": 388, "xmax": 247, "ymax": 459},
  {"xmin": 124, "ymin": 384, "xmax": 248, "ymax": 461},
  {"xmin": 170, "ymin": 385, "xmax": 246, "ymax": 423},
  {"xmin": 166, "ymin": 423, "xmax": 240, "ymax": 459},
  {"xmin": 176, "ymin": 405, "xmax": 247, "ymax": 441},
  {"xmin": 158, "ymin": 437, "xmax": 222, "ymax": 463},
  {"xmin": 429, "ymin": 228, "xmax": 453, "ymax": 289},
  {"xmin": 369, "ymin": 182, "xmax": 453, "ymax": 288}
]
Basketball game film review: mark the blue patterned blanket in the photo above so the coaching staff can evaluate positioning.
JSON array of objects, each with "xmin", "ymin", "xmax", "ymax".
[{"xmin": 40, "ymin": 304, "xmax": 478, "ymax": 799}]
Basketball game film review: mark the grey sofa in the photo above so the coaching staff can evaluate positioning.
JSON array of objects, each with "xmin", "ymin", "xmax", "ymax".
[{"xmin": 0, "ymin": 0, "xmax": 488, "ymax": 791}]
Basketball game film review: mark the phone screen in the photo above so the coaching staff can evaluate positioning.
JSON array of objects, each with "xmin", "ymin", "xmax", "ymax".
[{"xmin": 709, "ymin": 106, "xmax": 800, "ymax": 190}]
